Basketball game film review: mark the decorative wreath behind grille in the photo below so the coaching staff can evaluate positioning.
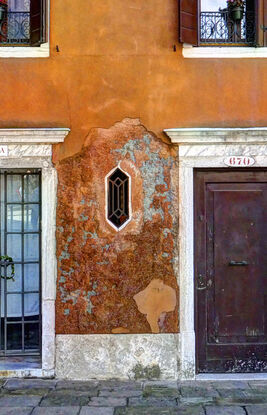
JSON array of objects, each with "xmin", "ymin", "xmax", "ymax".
[{"xmin": 0, "ymin": 255, "xmax": 15, "ymax": 281}]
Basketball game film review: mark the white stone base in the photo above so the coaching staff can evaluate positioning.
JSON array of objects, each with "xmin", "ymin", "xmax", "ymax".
[
  {"xmin": 56, "ymin": 334, "xmax": 180, "ymax": 380},
  {"xmin": 0, "ymin": 369, "xmax": 54, "ymax": 379}
]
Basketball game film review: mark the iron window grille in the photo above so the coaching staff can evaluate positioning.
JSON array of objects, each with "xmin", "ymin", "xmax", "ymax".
[
  {"xmin": 200, "ymin": 9, "xmax": 256, "ymax": 45},
  {"xmin": 0, "ymin": 0, "xmax": 46, "ymax": 46},
  {"xmin": 0, "ymin": 170, "xmax": 41, "ymax": 357},
  {"xmin": 107, "ymin": 168, "xmax": 130, "ymax": 230}
]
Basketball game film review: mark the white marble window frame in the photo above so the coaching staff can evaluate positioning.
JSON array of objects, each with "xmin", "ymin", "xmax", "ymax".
[
  {"xmin": 0, "ymin": 128, "xmax": 69, "ymax": 378},
  {"xmin": 164, "ymin": 128, "xmax": 267, "ymax": 379},
  {"xmin": 183, "ymin": 44, "xmax": 267, "ymax": 59}
]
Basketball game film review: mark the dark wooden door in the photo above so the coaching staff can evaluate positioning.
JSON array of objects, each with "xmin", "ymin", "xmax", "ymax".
[{"xmin": 195, "ymin": 170, "xmax": 267, "ymax": 373}]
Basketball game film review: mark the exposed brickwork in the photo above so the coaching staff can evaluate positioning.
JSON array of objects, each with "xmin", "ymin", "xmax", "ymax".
[{"xmin": 55, "ymin": 118, "xmax": 179, "ymax": 334}]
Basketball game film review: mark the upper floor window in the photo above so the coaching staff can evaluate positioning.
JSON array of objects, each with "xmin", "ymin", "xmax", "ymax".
[
  {"xmin": 179, "ymin": 0, "xmax": 267, "ymax": 47},
  {"xmin": 0, "ymin": 0, "xmax": 45, "ymax": 46}
]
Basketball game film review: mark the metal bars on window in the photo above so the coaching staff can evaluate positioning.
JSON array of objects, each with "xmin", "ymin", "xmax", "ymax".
[
  {"xmin": 200, "ymin": 11, "xmax": 255, "ymax": 45},
  {"xmin": 0, "ymin": 170, "xmax": 41, "ymax": 356},
  {"xmin": 107, "ymin": 168, "xmax": 130, "ymax": 230}
]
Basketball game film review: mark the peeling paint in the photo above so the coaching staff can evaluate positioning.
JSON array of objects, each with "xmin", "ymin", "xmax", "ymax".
[
  {"xmin": 56, "ymin": 118, "xmax": 179, "ymax": 335},
  {"xmin": 133, "ymin": 279, "xmax": 177, "ymax": 333}
]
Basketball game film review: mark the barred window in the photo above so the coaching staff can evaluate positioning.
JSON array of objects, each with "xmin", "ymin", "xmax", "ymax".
[
  {"xmin": 107, "ymin": 167, "xmax": 130, "ymax": 230},
  {"xmin": 179, "ymin": 0, "xmax": 265, "ymax": 47},
  {"xmin": 0, "ymin": 0, "xmax": 46, "ymax": 46}
]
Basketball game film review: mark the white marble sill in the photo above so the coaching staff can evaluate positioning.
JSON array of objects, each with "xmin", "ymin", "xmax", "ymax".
[
  {"xmin": 0, "ymin": 42, "xmax": 49, "ymax": 58},
  {"xmin": 183, "ymin": 44, "xmax": 267, "ymax": 59}
]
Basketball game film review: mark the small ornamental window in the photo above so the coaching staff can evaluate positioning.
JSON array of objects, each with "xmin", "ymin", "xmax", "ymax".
[{"xmin": 106, "ymin": 167, "xmax": 131, "ymax": 230}]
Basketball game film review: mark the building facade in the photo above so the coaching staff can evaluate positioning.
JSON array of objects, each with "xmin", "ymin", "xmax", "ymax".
[{"xmin": 0, "ymin": 0, "xmax": 266, "ymax": 380}]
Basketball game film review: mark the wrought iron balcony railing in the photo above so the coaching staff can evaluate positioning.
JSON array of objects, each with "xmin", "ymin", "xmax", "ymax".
[
  {"xmin": 200, "ymin": 11, "xmax": 255, "ymax": 45},
  {"xmin": 0, "ymin": 11, "xmax": 30, "ymax": 45}
]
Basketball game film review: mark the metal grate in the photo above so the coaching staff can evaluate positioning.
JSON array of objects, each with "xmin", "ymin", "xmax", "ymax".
[
  {"xmin": 108, "ymin": 168, "xmax": 129, "ymax": 229},
  {"xmin": 0, "ymin": 11, "xmax": 30, "ymax": 44},
  {"xmin": 200, "ymin": 11, "xmax": 255, "ymax": 45},
  {"xmin": 0, "ymin": 170, "xmax": 41, "ymax": 356}
]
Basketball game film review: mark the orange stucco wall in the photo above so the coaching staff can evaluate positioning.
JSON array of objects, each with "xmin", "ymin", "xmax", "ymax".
[{"xmin": 0, "ymin": 0, "xmax": 266, "ymax": 161}]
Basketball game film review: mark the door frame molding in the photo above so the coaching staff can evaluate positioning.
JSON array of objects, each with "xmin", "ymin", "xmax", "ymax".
[
  {"xmin": 164, "ymin": 127, "xmax": 267, "ymax": 379},
  {"xmin": 0, "ymin": 128, "xmax": 69, "ymax": 378}
]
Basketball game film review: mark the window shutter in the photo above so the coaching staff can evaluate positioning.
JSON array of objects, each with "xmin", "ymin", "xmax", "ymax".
[
  {"xmin": 30, "ymin": 0, "xmax": 42, "ymax": 46},
  {"xmin": 256, "ymin": 0, "xmax": 267, "ymax": 46},
  {"xmin": 179, "ymin": 0, "xmax": 198, "ymax": 45}
]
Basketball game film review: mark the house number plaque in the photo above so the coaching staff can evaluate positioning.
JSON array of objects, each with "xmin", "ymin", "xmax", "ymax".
[{"xmin": 224, "ymin": 156, "xmax": 255, "ymax": 167}]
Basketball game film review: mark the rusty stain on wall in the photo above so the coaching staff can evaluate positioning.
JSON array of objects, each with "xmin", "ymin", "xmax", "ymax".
[
  {"xmin": 133, "ymin": 279, "xmax": 177, "ymax": 333},
  {"xmin": 55, "ymin": 118, "xmax": 179, "ymax": 334}
]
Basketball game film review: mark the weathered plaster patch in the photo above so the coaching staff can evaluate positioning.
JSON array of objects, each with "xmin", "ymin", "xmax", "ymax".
[
  {"xmin": 56, "ymin": 118, "xmax": 179, "ymax": 335},
  {"xmin": 134, "ymin": 279, "xmax": 177, "ymax": 333}
]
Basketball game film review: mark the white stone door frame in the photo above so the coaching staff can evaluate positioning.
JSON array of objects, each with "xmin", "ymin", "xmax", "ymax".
[
  {"xmin": 0, "ymin": 128, "xmax": 69, "ymax": 378},
  {"xmin": 165, "ymin": 128, "xmax": 267, "ymax": 379}
]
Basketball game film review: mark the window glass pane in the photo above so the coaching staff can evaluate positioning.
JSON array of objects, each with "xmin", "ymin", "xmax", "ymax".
[
  {"xmin": 0, "ymin": 319, "xmax": 3, "ymax": 350},
  {"xmin": 7, "ymin": 234, "xmax": 22, "ymax": 261},
  {"xmin": 24, "ymin": 175, "xmax": 39, "ymax": 202},
  {"xmin": 7, "ymin": 204, "xmax": 22, "ymax": 232},
  {"xmin": 24, "ymin": 204, "xmax": 39, "ymax": 232},
  {"xmin": 7, "ymin": 323, "xmax": 22, "ymax": 350},
  {"xmin": 7, "ymin": 264, "xmax": 22, "ymax": 292},
  {"xmin": 24, "ymin": 263, "xmax": 39, "ymax": 292},
  {"xmin": 7, "ymin": 175, "xmax": 22, "ymax": 203},
  {"xmin": 25, "ymin": 323, "xmax": 39, "ymax": 349},
  {"xmin": 0, "ymin": 279, "xmax": 4, "ymax": 322},
  {"xmin": 24, "ymin": 293, "xmax": 39, "ymax": 317},
  {"xmin": 24, "ymin": 234, "xmax": 39, "ymax": 261},
  {"xmin": 7, "ymin": 294, "xmax": 22, "ymax": 318}
]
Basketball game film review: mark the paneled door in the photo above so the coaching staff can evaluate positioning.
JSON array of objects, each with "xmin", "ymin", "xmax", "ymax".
[
  {"xmin": 0, "ymin": 170, "xmax": 41, "ymax": 356},
  {"xmin": 195, "ymin": 170, "xmax": 267, "ymax": 373}
]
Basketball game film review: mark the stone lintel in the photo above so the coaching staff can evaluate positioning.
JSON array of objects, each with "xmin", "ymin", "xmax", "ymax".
[
  {"xmin": 164, "ymin": 128, "xmax": 267, "ymax": 145},
  {"xmin": 0, "ymin": 128, "xmax": 70, "ymax": 144}
]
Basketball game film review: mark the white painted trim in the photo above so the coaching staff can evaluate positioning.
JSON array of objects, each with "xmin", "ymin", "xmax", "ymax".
[
  {"xmin": 183, "ymin": 44, "xmax": 267, "ymax": 59},
  {"xmin": 164, "ymin": 127, "xmax": 267, "ymax": 144},
  {"xmin": 165, "ymin": 128, "xmax": 267, "ymax": 380},
  {"xmin": 0, "ymin": 128, "xmax": 70, "ymax": 144},
  {"xmin": 0, "ymin": 128, "xmax": 69, "ymax": 378},
  {"xmin": 105, "ymin": 164, "xmax": 132, "ymax": 232},
  {"xmin": 0, "ymin": 42, "xmax": 49, "ymax": 58}
]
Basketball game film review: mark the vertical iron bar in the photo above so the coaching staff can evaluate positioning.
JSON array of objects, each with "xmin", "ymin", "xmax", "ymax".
[
  {"xmin": 0, "ymin": 172, "xmax": 2, "ymax": 352},
  {"xmin": 112, "ymin": 181, "xmax": 115, "ymax": 214},
  {"xmin": 21, "ymin": 173, "xmax": 25, "ymax": 352},
  {"xmin": 4, "ymin": 172, "xmax": 7, "ymax": 354},
  {"xmin": 38, "ymin": 171, "xmax": 42, "ymax": 357},
  {"xmin": 117, "ymin": 184, "xmax": 120, "ymax": 213}
]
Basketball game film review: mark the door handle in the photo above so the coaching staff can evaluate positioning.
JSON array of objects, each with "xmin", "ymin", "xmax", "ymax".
[{"xmin": 229, "ymin": 260, "xmax": 249, "ymax": 266}]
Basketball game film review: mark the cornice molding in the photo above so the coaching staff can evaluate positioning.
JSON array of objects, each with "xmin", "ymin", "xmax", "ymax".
[
  {"xmin": 0, "ymin": 128, "xmax": 70, "ymax": 144},
  {"xmin": 164, "ymin": 128, "xmax": 267, "ymax": 145}
]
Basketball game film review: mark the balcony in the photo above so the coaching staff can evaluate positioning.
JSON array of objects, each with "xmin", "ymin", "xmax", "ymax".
[
  {"xmin": 200, "ymin": 10, "xmax": 255, "ymax": 45},
  {"xmin": 0, "ymin": 11, "xmax": 30, "ymax": 45}
]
